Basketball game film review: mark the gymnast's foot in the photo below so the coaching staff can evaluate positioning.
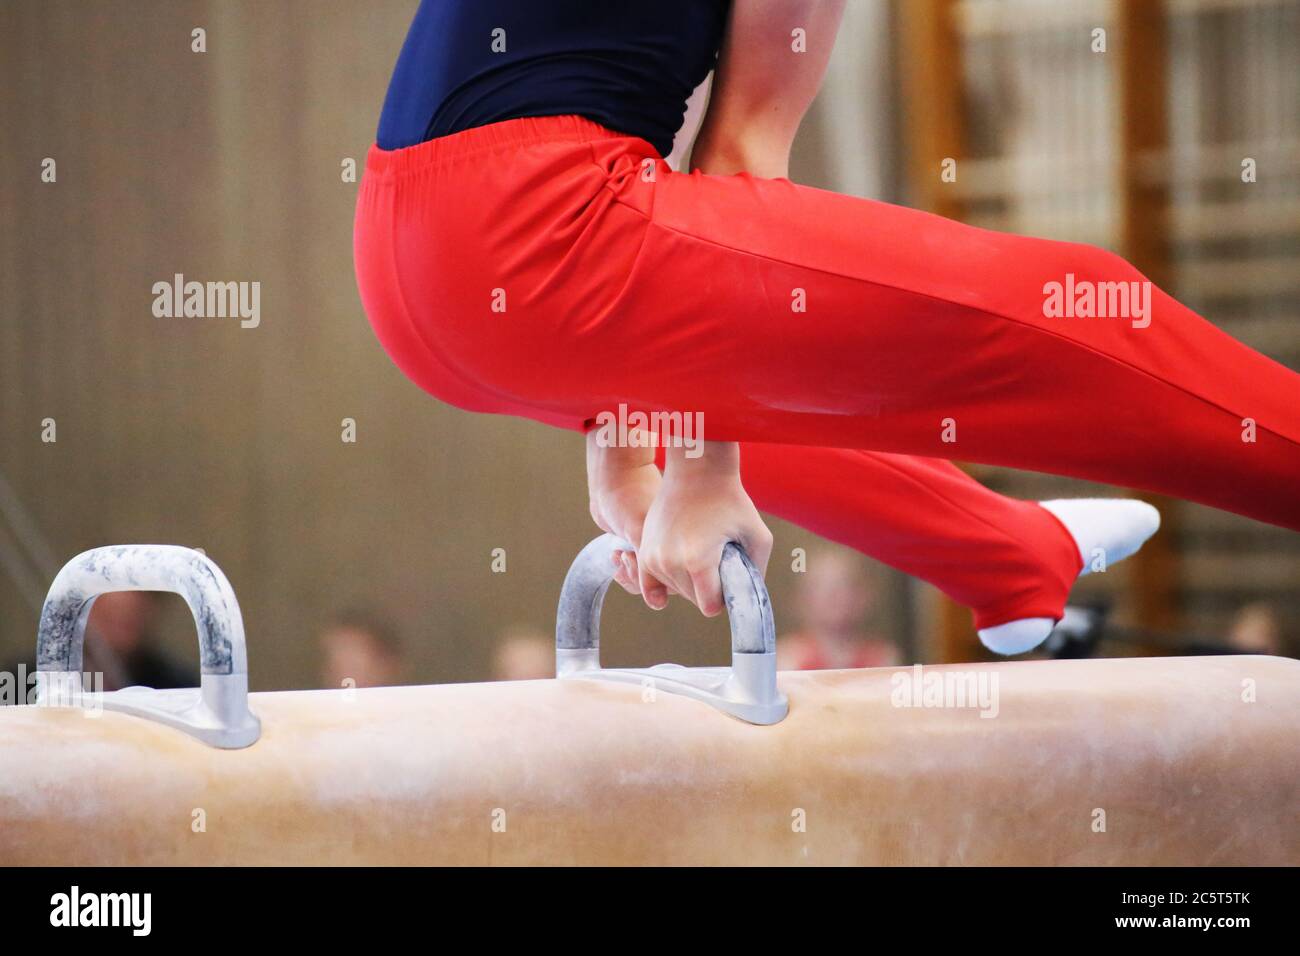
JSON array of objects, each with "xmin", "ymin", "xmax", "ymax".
[{"xmin": 977, "ymin": 499, "xmax": 1161, "ymax": 656}]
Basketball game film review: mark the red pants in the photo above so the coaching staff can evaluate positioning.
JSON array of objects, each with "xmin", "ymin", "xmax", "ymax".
[{"xmin": 354, "ymin": 115, "xmax": 1300, "ymax": 627}]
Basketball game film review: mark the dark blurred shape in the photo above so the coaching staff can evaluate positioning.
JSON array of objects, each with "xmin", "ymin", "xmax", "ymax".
[
  {"xmin": 320, "ymin": 608, "xmax": 404, "ymax": 689},
  {"xmin": 1043, "ymin": 604, "xmax": 1109, "ymax": 659},
  {"xmin": 778, "ymin": 548, "xmax": 900, "ymax": 670},
  {"xmin": 84, "ymin": 590, "xmax": 193, "ymax": 689},
  {"xmin": 2, "ymin": 591, "xmax": 192, "ymax": 698},
  {"xmin": 1047, "ymin": 600, "xmax": 1293, "ymax": 659},
  {"xmin": 491, "ymin": 625, "xmax": 553, "ymax": 681}
]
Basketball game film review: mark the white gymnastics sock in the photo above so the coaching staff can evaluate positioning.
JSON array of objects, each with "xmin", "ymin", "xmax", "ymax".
[
  {"xmin": 977, "ymin": 499, "xmax": 1161, "ymax": 656},
  {"xmin": 1038, "ymin": 498, "xmax": 1162, "ymax": 576},
  {"xmin": 977, "ymin": 617, "xmax": 1058, "ymax": 656}
]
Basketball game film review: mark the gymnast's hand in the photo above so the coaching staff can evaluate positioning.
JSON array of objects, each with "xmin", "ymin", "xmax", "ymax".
[
  {"xmin": 585, "ymin": 426, "xmax": 689, "ymax": 604},
  {"xmin": 586, "ymin": 426, "xmax": 661, "ymax": 553},
  {"xmin": 633, "ymin": 441, "xmax": 773, "ymax": 617}
]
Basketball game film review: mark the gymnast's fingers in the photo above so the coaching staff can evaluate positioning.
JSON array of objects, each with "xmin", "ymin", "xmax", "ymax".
[{"xmin": 611, "ymin": 550, "xmax": 640, "ymax": 595}]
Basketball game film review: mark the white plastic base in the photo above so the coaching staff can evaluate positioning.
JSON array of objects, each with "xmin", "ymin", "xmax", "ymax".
[
  {"xmin": 562, "ymin": 654, "xmax": 789, "ymax": 726},
  {"xmin": 36, "ymin": 671, "xmax": 261, "ymax": 749}
]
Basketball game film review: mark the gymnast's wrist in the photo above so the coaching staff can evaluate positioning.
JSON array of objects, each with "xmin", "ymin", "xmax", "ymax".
[
  {"xmin": 662, "ymin": 440, "xmax": 741, "ymax": 485},
  {"xmin": 586, "ymin": 428, "xmax": 657, "ymax": 491}
]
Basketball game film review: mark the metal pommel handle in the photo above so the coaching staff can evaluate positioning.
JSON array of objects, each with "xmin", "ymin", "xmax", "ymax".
[
  {"xmin": 35, "ymin": 545, "xmax": 261, "ymax": 748},
  {"xmin": 556, "ymin": 534, "xmax": 787, "ymax": 725}
]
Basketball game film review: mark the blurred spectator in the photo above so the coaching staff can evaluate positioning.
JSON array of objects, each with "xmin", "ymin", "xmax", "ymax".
[
  {"xmin": 491, "ymin": 626, "xmax": 553, "ymax": 681},
  {"xmin": 778, "ymin": 548, "xmax": 900, "ymax": 670},
  {"xmin": 320, "ymin": 609, "xmax": 403, "ymax": 689},
  {"xmin": 1224, "ymin": 602, "xmax": 1286, "ymax": 657},
  {"xmin": 84, "ymin": 590, "xmax": 193, "ymax": 689}
]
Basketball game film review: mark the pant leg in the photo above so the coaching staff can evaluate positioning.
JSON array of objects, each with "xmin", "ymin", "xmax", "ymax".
[
  {"xmin": 648, "ymin": 438, "xmax": 1083, "ymax": 629},
  {"xmin": 738, "ymin": 446, "xmax": 1082, "ymax": 630},
  {"xmin": 532, "ymin": 145, "xmax": 1300, "ymax": 531}
]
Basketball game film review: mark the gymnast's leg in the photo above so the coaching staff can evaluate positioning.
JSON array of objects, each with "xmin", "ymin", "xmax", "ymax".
[
  {"xmin": 552, "ymin": 151, "xmax": 1300, "ymax": 534},
  {"xmin": 736, "ymin": 445, "xmax": 1159, "ymax": 653}
]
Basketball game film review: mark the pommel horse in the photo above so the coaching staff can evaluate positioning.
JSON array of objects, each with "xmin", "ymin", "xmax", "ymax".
[{"xmin": 0, "ymin": 536, "xmax": 1296, "ymax": 865}]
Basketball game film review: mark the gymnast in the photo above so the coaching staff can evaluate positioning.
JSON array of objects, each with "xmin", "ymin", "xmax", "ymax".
[{"xmin": 354, "ymin": 0, "xmax": 1300, "ymax": 656}]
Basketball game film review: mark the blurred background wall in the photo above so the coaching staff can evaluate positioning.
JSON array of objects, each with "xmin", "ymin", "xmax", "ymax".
[{"xmin": 1, "ymin": 0, "xmax": 1295, "ymax": 690}]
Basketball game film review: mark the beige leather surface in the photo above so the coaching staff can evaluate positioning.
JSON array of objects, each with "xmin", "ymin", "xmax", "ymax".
[{"xmin": 1, "ymin": 655, "xmax": 1296, "ymax": 865}]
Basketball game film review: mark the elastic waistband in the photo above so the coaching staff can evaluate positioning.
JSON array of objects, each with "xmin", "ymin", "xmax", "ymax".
[{"xmin": 364, "ymin": 114, "xmax": 637, "ymax": 177}]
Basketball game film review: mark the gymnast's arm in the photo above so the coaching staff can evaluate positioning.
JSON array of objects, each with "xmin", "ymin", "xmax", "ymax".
[
  {"xmin": 584, "ymin": 1, "xmax": 845, "ymax": 615},
  {"xmin": 691, "ymin": 0, "xmax": 846, "ymax": 177}
]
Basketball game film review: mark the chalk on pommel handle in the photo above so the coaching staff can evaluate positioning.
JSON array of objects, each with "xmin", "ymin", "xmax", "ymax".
[
  {"xmin": 34, "ymin": 544, "xmax": 261, "ymax": 749},
  {"xmin": 555, "ymin": 533, "xmax": 788, "ymax": 725}
]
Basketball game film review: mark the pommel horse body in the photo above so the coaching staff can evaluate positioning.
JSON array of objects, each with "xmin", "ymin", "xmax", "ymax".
[{"xmin": 1, "ymin": 538, "xmax": 1296, "ymax": 866}]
